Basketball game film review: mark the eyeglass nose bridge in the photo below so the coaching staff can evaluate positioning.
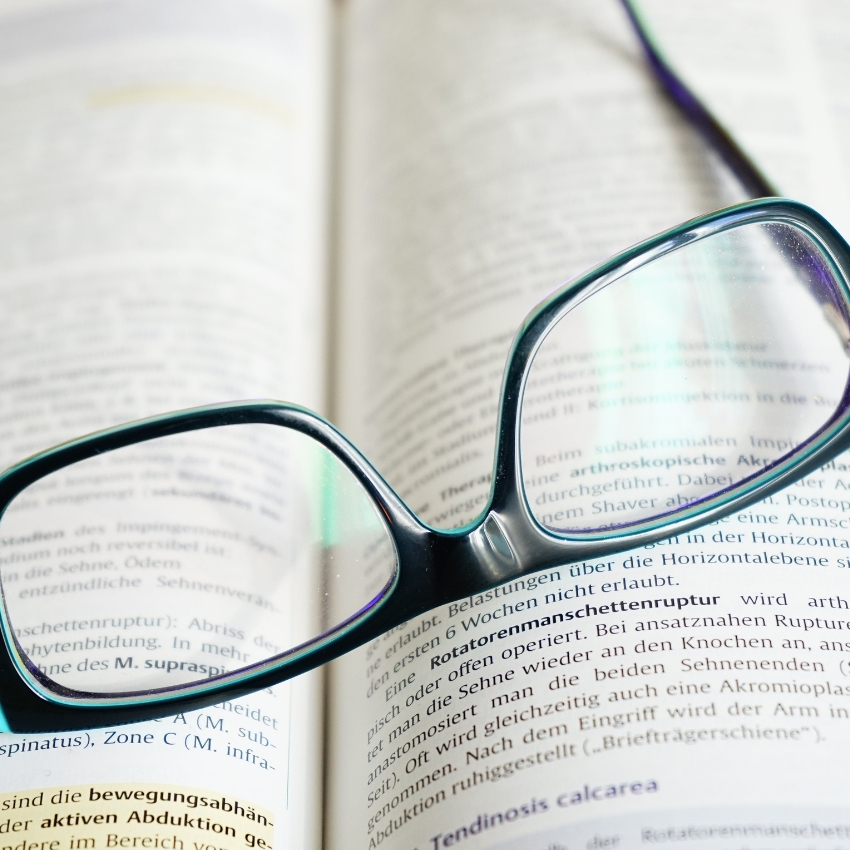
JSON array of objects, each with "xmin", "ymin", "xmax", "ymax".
[{"xmin": 468, "ymin": 513, "xmax": 517, "ymax": 584}]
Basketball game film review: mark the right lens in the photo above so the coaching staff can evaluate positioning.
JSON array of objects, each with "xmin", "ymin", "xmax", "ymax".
[
  {"xmin": 520, "ymin": 220, "xmax": 850, "ymax": 534},
  {"xmin": 0, "ymin": 423, "xmax": 397, "ymax": 698}
]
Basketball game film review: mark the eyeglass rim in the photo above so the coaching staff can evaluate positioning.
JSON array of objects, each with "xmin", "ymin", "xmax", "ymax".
[
  {"xmin": 3, "ymin": 197, "xmax": 850, "ymax": 731},
  {"xmin": 488, "ymin": 196, "xmax": 850, "ymax": 548},
  {"xmin": 0, "ymin": 401, "xmax": 415, "ymax": 719}
]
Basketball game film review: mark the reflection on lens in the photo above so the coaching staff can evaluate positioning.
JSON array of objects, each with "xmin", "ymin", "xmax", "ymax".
[
  {"xmin": 0, "ymin": 424, "xmax": 397, "ymax": 697},
  {"xmin": 521, "ymin": 221, "xmax": 850, "ymax": 534}
]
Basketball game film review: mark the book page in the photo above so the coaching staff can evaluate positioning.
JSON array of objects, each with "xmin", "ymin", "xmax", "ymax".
[
  {"xmin": 327, "ymin": 1, "xmax": 850, "ymax": 848},
  {"xmin": 332, "ymin": 0, "xmax": 744, "ymax": 531},
  {"xmin": 0, "ymin": 2, "xmax": 329, "ymax": 850}
]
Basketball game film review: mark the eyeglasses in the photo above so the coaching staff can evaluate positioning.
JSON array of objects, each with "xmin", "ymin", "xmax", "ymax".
[{"xmin": 2, "ymin": 5, "xmax": 850, "ymax": 734}]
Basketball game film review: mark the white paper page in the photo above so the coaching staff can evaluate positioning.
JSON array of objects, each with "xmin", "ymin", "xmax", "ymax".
[
  {"xmin": 0, "ymin": 3, "xmax": 329, "ymax": 850},
  {"xmin": 332, "ymin": 0, "xmax": 744, "ymax": 532},
  {"xmin": 327, "ymin": 1, "xmax": 850, "ymax": 849}
]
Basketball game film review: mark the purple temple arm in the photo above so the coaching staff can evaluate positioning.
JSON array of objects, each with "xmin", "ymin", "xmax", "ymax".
[
  {"xmin": 619, "ymin": 2, "xmax": 849, "ymax": 345},
  {"xmin": 620, "ymin": 0, "xmax": 779, "ymax": 199}
]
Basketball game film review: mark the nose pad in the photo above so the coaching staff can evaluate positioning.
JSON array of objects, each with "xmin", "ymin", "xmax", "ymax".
[{"xmin": 482, "ymin": 513, "xmax": 516, "ymax": 566}]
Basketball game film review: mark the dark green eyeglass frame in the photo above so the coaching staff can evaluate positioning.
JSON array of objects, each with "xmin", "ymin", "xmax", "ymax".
[
  {"xmin": 2, "ymin": 196, "xmax": 850, "ymax": 733},
  {"xmin": 2, "ymin": 2, "xmax": 850, "ymax": 732}
]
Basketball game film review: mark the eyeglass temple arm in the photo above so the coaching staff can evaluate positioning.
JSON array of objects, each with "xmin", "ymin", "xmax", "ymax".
[
  {"xmin": 620, "ymin": 4, "xmax": 850, "ymax": 348},
  {"xmin": 619, "ymin": 0, "xmax": 779, "ymax": 200}
]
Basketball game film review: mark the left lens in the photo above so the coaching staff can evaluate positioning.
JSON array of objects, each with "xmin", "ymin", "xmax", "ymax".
[
  {"xmin": 0, "ymin": 423, "xmax": 397, "ymax": 698},
  {"xmin": 520, "ymin": 220, "xmax": 850, "ymax": 535}
]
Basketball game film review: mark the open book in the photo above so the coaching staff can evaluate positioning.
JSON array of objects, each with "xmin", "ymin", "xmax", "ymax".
[{"xmin": 2, "ymin": 0, "xmax": 850, "ymax": 848}]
